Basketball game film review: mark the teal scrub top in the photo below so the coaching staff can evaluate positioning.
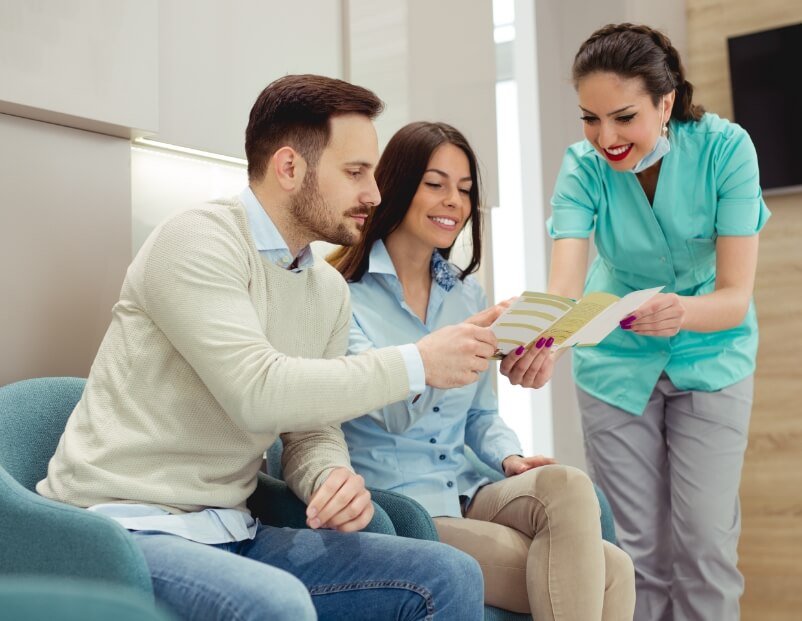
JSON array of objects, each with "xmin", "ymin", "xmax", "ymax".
[{"xmin": 547, "ymin": 113, "xmax": 771, "ymax": 415}]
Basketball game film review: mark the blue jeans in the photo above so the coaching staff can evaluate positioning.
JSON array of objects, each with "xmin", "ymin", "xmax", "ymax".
[{"xmin": 133, "ymin": 523, "xmax": 483, "ymax": 621}]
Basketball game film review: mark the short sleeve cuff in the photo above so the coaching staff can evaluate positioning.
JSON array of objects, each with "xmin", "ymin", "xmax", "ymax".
[
  {"xmin": 546, "ymin": 213, "xmax": 594, "ymax": 240},
  {"xmin": 398, "ymin": 343, "xmax": 425, "ymax": 396},
  {"xmin": 716, "ymin": 197, "xmax": 771, "ymax": 235}
]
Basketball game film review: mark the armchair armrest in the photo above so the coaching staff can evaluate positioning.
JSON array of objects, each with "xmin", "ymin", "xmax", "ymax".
[
  {"xmin": 248, "ymin": 471, "xmax": 311, "ymax": 529},
  {"xmin": 249, "ymin": 472, "xmax": 397, "ymax": 535},
  {"xmin": 368, "ymin": 488, "xmax": 439, "ymax": 541},
  {"xmin": 0, "ymin": 468, "xmax": 152, "ymax": 593}
]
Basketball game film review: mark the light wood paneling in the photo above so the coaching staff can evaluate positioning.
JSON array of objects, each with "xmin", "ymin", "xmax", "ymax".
[{"xmin": 687, "ymin": 2, "xmax": 802, "ymax": 619}]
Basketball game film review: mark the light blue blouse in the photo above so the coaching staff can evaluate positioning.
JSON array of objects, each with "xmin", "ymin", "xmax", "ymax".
[
  {"xmin": 343, "ymin": 241, "xmax": 523, "ymax": 518},
  {"xmin": 548, "ymin": 113, "xmax": 771, "ymax": 415}
]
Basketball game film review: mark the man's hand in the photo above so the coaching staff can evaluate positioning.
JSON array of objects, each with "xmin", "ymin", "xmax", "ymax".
[
  {"xmin": 620, "ymin": 292, "xmax": 686, "ymax": 336},
  {"xmin": 464, "ymin": 297, "xmax": 516, "ymax": 328},
  {"xmin": 306, "ymin": 467, "xmax": 373, "ymax": 532},
  {"xmin": 499, "ymin": 337, "xmax": 556, "ymax": 389},
  {"xmin": 502, "ymin": 454, "xmax": 557, "ymax": 477},
  {"xmin": 416, "ymin": 323, "xmax": 497, "ymax": 389}
]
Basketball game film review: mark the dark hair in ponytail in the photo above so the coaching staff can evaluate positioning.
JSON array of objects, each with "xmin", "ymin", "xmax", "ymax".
[{"xmin": 572, "ymin": 23, "xmax": 704, "ymax": 122}]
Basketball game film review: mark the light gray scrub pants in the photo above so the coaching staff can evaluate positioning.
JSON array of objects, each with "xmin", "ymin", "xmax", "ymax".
[{"xmin": 577, "ymin": 372, "xmax": 753, "ymax": 621}]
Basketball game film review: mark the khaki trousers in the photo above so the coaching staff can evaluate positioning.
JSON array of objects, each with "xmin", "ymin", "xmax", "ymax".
[{"xmin": 434, "ymin": 465, "xmax": 635, "ymax": 620}]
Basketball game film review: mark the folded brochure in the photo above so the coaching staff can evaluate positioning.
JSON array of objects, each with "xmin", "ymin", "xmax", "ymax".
[{"xmin": 491, "ymin": 286, "xmax": 664, "ymax": 357}]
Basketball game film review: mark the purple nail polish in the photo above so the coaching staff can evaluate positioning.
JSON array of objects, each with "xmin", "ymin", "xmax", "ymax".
[
  {"xmin": 515, "ymin": 345, "xmax": 525, "ymax": 355},
  {"xmin": 623, "ymin": 315, "xmax": 636, "ymax": 324},
  {"xmin": 545, "ymin": 337, "xmax": 554, "ymax": 348},
  {"xmin": 536, "ymin": 337, "xmax": 546, "ymax": 348}
]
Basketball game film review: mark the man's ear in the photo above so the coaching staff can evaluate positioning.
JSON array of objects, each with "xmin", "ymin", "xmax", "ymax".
[{"xmin": 273, "ymin": 146, "xmax": 307, "ymax": 191}]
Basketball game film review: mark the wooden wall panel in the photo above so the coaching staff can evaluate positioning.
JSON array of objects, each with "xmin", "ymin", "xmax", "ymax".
[{"xmin": 686, "ymin": 2, "xmax": 802, "ymax": 619}]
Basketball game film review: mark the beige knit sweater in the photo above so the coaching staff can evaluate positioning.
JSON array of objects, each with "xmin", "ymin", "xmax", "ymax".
[{"xmin": 37, "ymin": 198, "xmax": 410, "ymax": 513}]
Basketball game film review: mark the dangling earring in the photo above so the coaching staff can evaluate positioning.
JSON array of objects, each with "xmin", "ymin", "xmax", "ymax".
[{"xmin": 661, "ymin": 124, "xmax": 668, "ymax": 138}]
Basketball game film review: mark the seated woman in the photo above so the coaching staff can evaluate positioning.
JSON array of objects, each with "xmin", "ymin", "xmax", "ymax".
[{"xmin": 328, "ymin": 121, "xmax": 635, "ymax": 621}]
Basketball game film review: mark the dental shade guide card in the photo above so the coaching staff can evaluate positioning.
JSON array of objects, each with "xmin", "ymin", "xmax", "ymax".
[{"xmin": 490, "ymin": 286, "xmax": 664, "ymax": 358}]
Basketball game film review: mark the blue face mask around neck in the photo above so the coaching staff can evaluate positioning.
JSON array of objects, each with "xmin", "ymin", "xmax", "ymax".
[{"xmin": 631, "ymin": 98, "xmax": 670, "ymax": 174}]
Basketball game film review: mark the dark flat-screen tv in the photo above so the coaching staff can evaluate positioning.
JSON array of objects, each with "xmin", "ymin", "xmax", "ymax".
[{"xmin": 727, "ymin": 22, "xmax": 802, "ymax": 194}]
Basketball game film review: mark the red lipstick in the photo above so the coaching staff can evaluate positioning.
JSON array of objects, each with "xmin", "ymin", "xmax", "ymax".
[{"xmin": 603, "ymin": 144, "xmax": 633, "ymax": 162}]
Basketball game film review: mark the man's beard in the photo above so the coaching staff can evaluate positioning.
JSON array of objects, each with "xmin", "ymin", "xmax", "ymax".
[{"xmin": 289, "ymin": 168, "xmax": 368, "ymax": 247}]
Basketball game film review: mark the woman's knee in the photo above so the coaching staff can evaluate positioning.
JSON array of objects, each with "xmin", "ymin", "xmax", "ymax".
[
  {"xmin": 673, "ymin": 505, "xmax": 741, "ymax": 566},
  {"xmin": 525, "ymin": 464, "xmax": 597, "ymax": 508}
]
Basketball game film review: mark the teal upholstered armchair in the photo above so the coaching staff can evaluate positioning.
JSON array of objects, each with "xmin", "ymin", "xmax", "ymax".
[
  {"xmin": 0, "ymin": 377, "xmax": 397, "ymax": 620},
  {"xmin": 268, "ymin": 438, "xmax": 618, "ymax": 621},
  {"xmin": 0, "ymin": 377, "xmax": 166, "ymax": 619}
]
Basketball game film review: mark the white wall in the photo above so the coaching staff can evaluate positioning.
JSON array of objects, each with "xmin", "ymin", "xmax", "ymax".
[
  {"xmin": 0, "ymin": 0, "xmax": 158, "ymax": 137},
  {"xmin": 0, "ymin": 114, "xmax": 131, "ymax": 385},
  {"xmin": 156, "ymin": 0, "xmax": 343, "ymax": 157},
  {"xmin": 0, "ymin": 0, "xmax": 344, "ymax": 386},
  {"xmin": 349, "ymin": 0, "xmax": 498, "ymax": 296}
]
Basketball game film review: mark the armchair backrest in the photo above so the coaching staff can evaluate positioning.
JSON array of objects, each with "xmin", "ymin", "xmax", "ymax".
[
  {"xmin": 0, "ymin": 377, "xmax": 86, "ymax": 491},
  {"xmin": 0, "ymin": 377, "xmax": 154, "ymax": 593}
]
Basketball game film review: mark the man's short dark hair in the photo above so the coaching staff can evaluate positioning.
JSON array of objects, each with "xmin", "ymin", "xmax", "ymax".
[{"xmin": 245, "ymin": 74, "xmax": 385, "ymax": 181}]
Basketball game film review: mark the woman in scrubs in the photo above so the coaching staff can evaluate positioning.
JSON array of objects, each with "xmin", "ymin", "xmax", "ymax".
[{"xmin": 547, "ymin": 23, "xmax": 770, "ymax": 621}]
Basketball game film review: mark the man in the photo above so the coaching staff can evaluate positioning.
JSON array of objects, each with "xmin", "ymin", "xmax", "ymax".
[{"xmin": 37, "ymin": 74, "xmax": 496, "ymax": 620}]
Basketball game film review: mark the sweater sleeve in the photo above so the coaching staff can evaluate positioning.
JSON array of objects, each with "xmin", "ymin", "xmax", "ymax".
[
  {"xmin": 280, "ymin": 286, "xmax": 355, "ymax": 502},
  {"xmin": 137, "ymin": 208, "xmax": 411, "ymax": 435}
]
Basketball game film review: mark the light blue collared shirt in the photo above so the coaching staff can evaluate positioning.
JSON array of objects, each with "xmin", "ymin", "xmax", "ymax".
[
  {"xmin": 342, "ymin": 241, "xmax": 523, "ymax": 518},
  {"xmin": 88, "ymin": 504, "xmax": 256, "ymax": 544},
  {"xmin": 239, "ymin": 186, "xmax": 315, "ymax": 271},
  {"xmin": 92, "ymin": 190, "xmax": 423, "ymax": 542}
]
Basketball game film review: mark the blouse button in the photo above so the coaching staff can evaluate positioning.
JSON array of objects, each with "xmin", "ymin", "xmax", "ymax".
[
  {"xmin": 433, "ymin": 406, "xmax": 440, "ymax": 412},
  {"xmin": 446, "ymin": 481, "xmax": 454, "ymax": 488}
]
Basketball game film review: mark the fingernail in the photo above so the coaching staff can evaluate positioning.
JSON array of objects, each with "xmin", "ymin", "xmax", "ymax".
[
  {"xmin": 620, "ymin": 323, "xmax": 631, "ymax": 330},
  {"xmin": 515, "ymin": 345, "xmax": 525, "ymax": 355},
  {"xmin": 536, "ymin": 337, "xmax": 546, "ymax": 348},
  {"xmin": 309, "ymin": 518, "xmax": 320, "ymax": 529},
  {"xmin": 307, "ymin": 507, "xmax": 318, "ymax": 518},
  {"xmin": 545, "ymin": 337, "xmax": 554, "ymax": 348},
  {"xmin": 622, "ymin": 315, "xmax": 636, "ymax": 324}
]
